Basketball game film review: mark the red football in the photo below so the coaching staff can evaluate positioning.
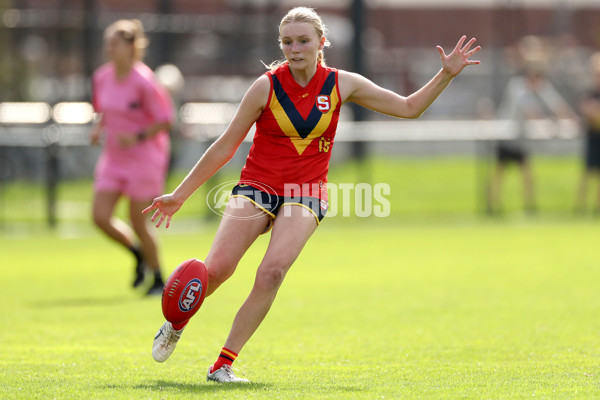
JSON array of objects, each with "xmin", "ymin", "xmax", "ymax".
[{"xmin": 161, "ymin": 258, "xmax": 208, "ymax": 325}]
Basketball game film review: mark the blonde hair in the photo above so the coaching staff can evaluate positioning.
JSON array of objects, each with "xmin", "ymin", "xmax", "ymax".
[
  {"xmin": 104, "ymin": 19, "xmax": 148, "ymax": 61},
  {"xmin": 267, "ymin": 7, "xmax": 330, "ymax": 70}
]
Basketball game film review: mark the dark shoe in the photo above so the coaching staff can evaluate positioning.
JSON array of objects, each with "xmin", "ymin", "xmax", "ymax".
[
  {"xmin": 133, "ymin": 261, "xmax": 147, "ymax": 288},
  {"xmin": 146, "ymin": 281, "xmax": 164, "ymax": 296}
]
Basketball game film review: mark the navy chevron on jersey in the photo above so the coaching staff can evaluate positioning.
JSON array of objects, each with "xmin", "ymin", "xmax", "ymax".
[{"xmin": 239, "ymin": 63, "xmax": 341, "ymax": 199}]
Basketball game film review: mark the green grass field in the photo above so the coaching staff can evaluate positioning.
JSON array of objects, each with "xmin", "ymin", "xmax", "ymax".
[
  {"xmin": 1, "ymin": 157, "xmax": 600, "ymax": 399},
  {"xmin": 0, "ymin": 154, "xmax": 589, "ymax": 227}
]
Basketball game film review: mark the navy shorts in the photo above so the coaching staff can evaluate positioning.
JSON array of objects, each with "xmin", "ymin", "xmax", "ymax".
[
  {"xmin": 230, "ymin": 184, "xmax": 328, "ymax": 226},
  {"xmin": 585, "ymin": 137, "xmax": 600, "ymax": 170},
  {"xmin": 497, "ymin": 144, "xmax": 528, "ymax": 165}
]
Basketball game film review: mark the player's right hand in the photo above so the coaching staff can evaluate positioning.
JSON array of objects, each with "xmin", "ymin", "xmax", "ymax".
[{"xmin": 142, "ymin": 194, "xmax": 184, "ymax": 228}]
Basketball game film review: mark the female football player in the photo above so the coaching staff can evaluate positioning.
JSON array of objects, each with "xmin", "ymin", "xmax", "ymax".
[
  {"xmin": 90, "ymin": 19, "xmax": 173, "ymax": 296},
  {"xmin": 146, "ymin": 7, "xmax": 480, "ymax": 382}
]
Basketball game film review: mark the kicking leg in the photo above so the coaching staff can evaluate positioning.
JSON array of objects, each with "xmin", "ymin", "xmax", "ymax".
[
  {"xmin": 207, "ymin": 205, "xmax": 318, "ymax": 382},
  {"xmin": 204, "ymin": 196, "xmax": 272, "ymax": 296},
  {"xmin": 153, "ymin": 197, "xmax": 270, "ymax": 362}
]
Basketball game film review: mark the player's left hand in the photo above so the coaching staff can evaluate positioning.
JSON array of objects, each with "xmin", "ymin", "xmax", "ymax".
[{"xmin": 437, "ymin": 36, "xmax": 481, "ymax": 77}]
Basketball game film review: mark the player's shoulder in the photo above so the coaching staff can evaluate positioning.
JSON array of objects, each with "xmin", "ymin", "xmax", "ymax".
[
  {"xmin": 337, "ymin": 69, "xmax": 367, "ymax": 89},
  {"xmin": 254, "ymin": 74, "xmax": 271, "ymax": 89},
  {"xmin": 337, "ymin": 69, "xmax": 359, "ymax": 79},
  {"xmin": 93, "ymin": 62, "xmax": 114, "ymax": 81},
  {"xmin": 336, "ymin": 70, "xmax": 379, "ymax": 103},
  {"xmin": 321, "ymin": 64, "xmax": 340, "ymax": 75},
  {"xmin": 130, "ymin": 62, "xmax": 157, "ymax": 82},
  {"xmin": 267, "ymin": 62, "xmax": 288, "ymax": 76},
  {"xmin": 243, "ymin": 74, "xmax": 271, "ymax": 107}
]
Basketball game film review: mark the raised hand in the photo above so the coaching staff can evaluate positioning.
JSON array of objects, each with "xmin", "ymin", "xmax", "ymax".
[
  {"xmin": 142, "ymin": 193, "xmax": 184, "ymax": 228},
  {"xmin": 437, "ymin": 36, "xmax": 481, "ymax": 77}
]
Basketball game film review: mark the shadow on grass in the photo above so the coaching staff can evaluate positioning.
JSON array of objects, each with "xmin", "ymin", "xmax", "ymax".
[
  {"xmin": 31, "ymin": 295, "xmax": 143, "ymax": 309},
  {"xmin": 127, "ymin": 379, "xmax": 271, "ymax": 393},
  {"xmin": 117, "ymin": 379, "xmax": 366, "ymax": 395}
]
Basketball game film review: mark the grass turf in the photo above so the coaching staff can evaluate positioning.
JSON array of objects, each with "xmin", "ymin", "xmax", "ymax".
[
  {"xmin": 1, "ymin": 218, "xmax": 600, "ymax": 399},
  {"xmin": 1, "ymin": 156, "xmax": 599, "ymax": 398},
  {"xmin": 0, "ymin": 155, "xmax": 589, "ymax": 227}
]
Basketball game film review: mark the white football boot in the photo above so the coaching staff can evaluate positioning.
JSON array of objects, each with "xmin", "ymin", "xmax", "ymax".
[
  {"xmin": 152, "ymin": 321, "xmax": 184, "ymax": 362},
  {"xmin": 206, "ymin": 365, "xmax": 249, "ymax": 383}
]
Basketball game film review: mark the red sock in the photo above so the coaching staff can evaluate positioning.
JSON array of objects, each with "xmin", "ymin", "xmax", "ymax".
[{"xmin": 210, "ymin": 347, "xmax": 238, "ymax": 373}]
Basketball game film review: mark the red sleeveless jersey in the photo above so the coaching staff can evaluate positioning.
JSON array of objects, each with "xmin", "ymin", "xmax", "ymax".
[{"xmin": 239, "ymin": 63, "xmax": 341, "ymax": 200}]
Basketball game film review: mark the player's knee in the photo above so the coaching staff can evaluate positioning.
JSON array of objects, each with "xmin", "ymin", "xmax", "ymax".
[
  {"xmin": 255, "ymin": 266, "xmax": 286, "ymax": 292},
  {"xmin": 205, "ymin": 253, "xmax": 237, "ymax": 286},
  {"xmin": 207, "ymin": 268, "xmax": 231, "ymax": 288}
]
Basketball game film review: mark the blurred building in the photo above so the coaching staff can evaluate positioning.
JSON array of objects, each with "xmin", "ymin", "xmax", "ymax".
[
  {"xmin": 1, "ymin": 1, "xmax": 599, "ymax": 104},
  {"xmin": 0, "ymin": 0, "xmax": 599, "ymax": 180}
]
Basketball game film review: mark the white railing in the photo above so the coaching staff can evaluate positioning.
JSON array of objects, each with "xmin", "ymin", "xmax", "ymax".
[{"xmin": 0, "ymin": 102, "xmax": 582, "ymax": 146}]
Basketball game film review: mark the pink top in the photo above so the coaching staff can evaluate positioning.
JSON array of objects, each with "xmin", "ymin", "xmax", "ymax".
[{"xmin": 92, "ymin": 62, "xmax": 173, "ymax": 170}]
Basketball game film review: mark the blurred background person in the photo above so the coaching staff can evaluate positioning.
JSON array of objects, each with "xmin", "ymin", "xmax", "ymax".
[
  {"xmin": 575, "ymin": 52, "xmax": 600, "ymax": 214},
  {"xmin": 89, "ymin": 19, "xmax": 174, "ymax": 295},
  {"xmin": 488, "ymin": 36, "xmax": 577, "ymax": 215}
]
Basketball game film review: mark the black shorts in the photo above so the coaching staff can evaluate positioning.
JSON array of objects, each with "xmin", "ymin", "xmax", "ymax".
[
  {"xmin": 230, "ymin": 184, "xmax": 328, "ymax": 226},
  {"xmin": 496, "ymin": 144, "xmax": 528, "ymax": 165},
  {"xmin": 585, "ymin": 137, "xmax": 600, "ymax": 170}
]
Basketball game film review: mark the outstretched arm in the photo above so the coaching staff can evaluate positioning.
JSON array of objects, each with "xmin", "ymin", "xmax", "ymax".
[
  {"xmin": 142, "ymin": 75, "xmax": 270, "ymax": 228},
  {"xmin": 340, "ymin": 36, "xmax": 481, "ymax": 119}
]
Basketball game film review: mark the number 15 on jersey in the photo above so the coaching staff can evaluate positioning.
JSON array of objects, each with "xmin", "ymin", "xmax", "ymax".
[{"xmin": 319, "ymin": 137, "xmax": 330, "ymax": 153}]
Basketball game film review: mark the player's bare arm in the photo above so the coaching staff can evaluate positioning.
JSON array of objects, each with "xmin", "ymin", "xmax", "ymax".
[
  {"xmin": 117, "ymin": 120, "xmax": 172, "ymax": 148},
  {"xmin": 89, "ymin": 115, "xmax": 104, "ymax": 145},
  {"xmin": 143, "ymin": 75, "xmax": 270, "ymax": 227},
  {"xmin": 340, "ymin": 36, "xmax": 480, "ymax": 119}
]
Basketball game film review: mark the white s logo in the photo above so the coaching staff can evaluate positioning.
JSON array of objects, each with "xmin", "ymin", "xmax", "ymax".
[{"xmin": 316, "ymin": 95, "xmax": 330, "ymax": 113}]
